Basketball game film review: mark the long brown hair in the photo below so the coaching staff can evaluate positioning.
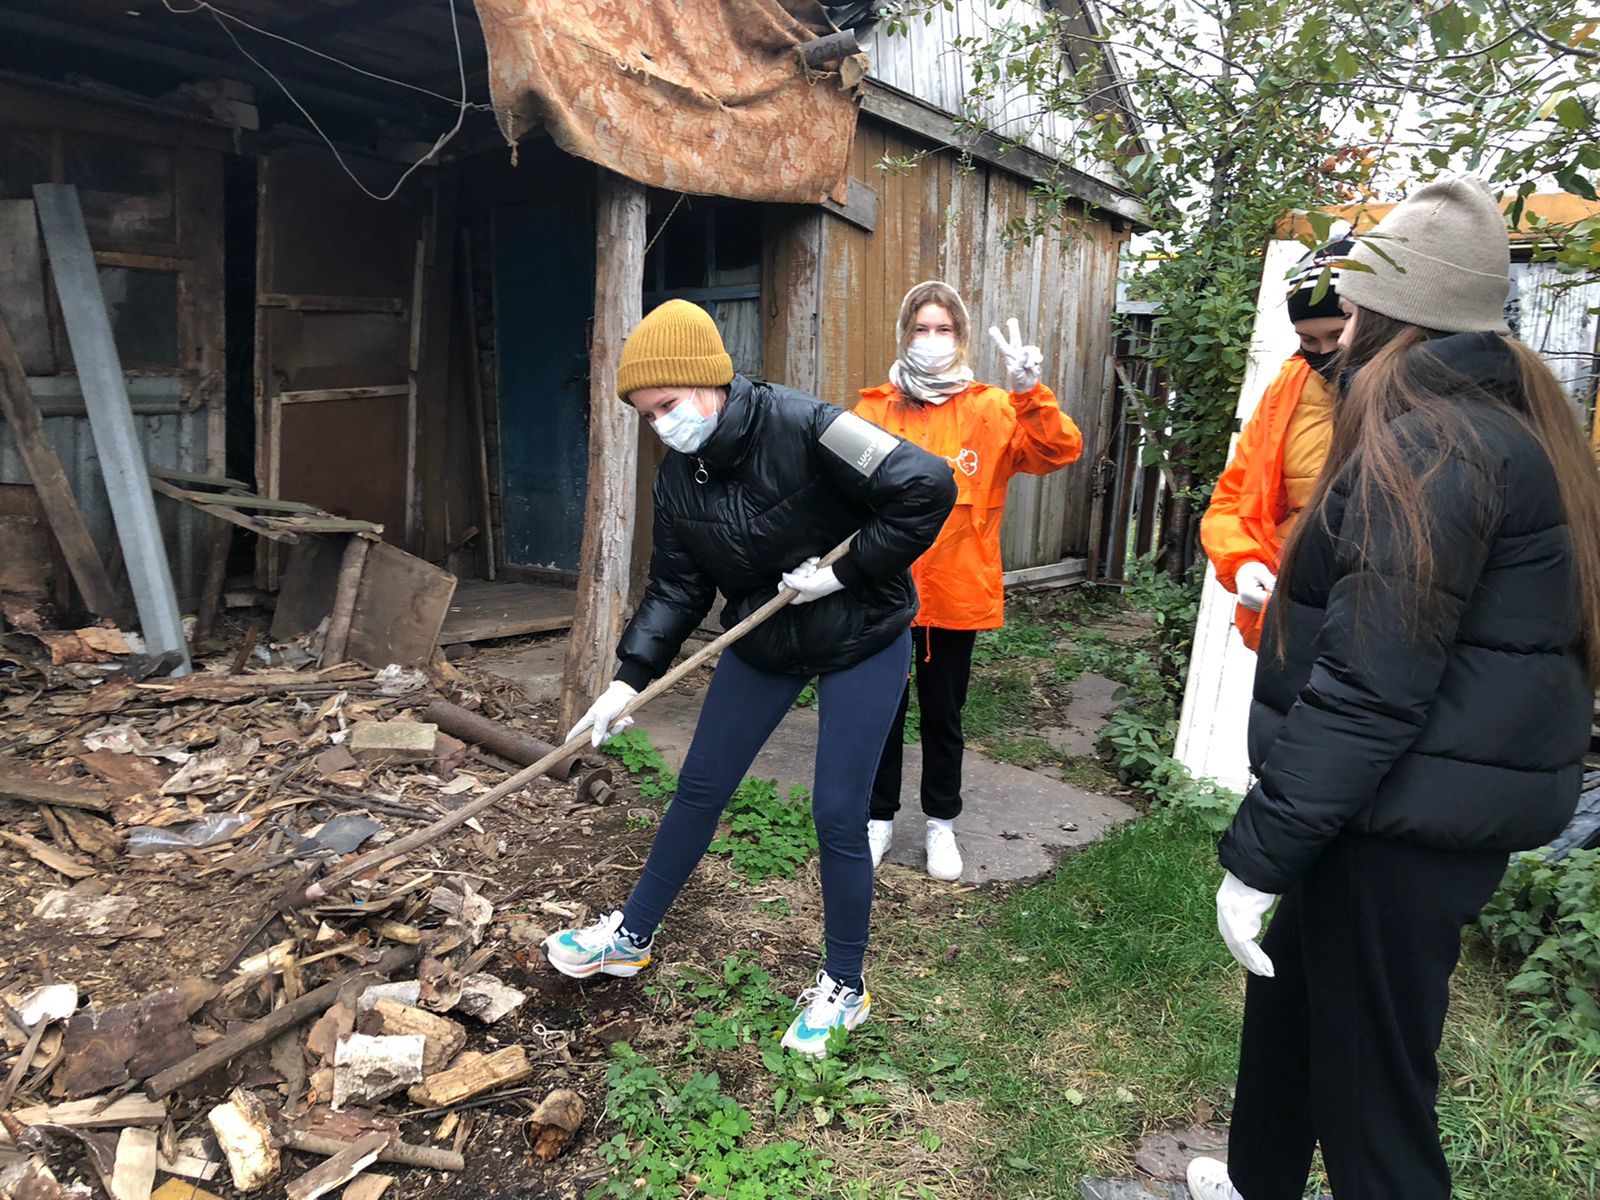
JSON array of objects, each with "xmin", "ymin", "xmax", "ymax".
[{"xmin": 1275, "ymin": 309, "xmax": 1600, "ymax": 684}]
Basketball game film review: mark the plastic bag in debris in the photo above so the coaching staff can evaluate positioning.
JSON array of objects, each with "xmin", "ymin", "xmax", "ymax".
[
  {"xmin": 374, "ymin": 664, "xmax": 430, "ymax": 696},
  {"xmin": 125, "ymin": 813, "xmax": 250, "ymax": 856}
]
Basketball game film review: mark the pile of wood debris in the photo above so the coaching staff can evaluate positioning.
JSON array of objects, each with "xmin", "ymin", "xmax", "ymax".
[{"xmin": 0, "ymin": 621, "xmax": 611, "ymax": 1200}]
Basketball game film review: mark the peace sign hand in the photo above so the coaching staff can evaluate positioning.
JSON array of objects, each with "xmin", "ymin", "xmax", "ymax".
[{"xmin": 987, "ymin": 317, "xmax": 1044, "ymax": 393}]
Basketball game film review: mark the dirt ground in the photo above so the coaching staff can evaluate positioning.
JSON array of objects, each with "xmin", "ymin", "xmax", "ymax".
[{"xmin": 1, "ymin": 610, "xmax": 1009, "ymax": 1200}]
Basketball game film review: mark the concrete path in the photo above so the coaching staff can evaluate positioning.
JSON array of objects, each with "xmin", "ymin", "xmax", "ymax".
[{"xmin": 635, "ymin": 689, "xmax": 1139, "ymax": 885}]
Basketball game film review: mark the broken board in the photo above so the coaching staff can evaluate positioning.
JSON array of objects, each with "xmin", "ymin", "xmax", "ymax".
[
  {"xmin": 436, "ymin": 580, "xmax": 574, "ymax": 646},
  {"xmin": 344, "ymin": 541, "xmax": 455, "ymax": 669}
]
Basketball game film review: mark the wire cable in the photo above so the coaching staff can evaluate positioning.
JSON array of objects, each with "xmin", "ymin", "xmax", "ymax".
[{"xmin": 160, "ymin": 0, "xmax": 474, "ymax": 202}]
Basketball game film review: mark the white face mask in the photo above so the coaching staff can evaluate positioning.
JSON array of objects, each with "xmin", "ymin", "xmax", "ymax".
[
  {"xmin": 906, "ymin": 335, "xmax": 960, "ymax": 375},
  {"xmin": 651, "ymin": 390, "xmax": 719, "ymax": 454}
]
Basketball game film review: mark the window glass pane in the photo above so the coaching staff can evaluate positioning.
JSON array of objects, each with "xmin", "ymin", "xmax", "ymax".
[
  {"xmin": 96, "ymin": 267, "xmax": 179, "ymax": 367},
  {"xmin": 662, "ymin": 207, "xmax": 709, "ymax": 290},
  {"xmin": 0, "ymin": 130, "xmax": 52, "ymax": 201},
  {"xmin": 707, "ymin": 300, "xmax": 761, "ymax": 378},
  {"xmin": 710, "ymin": 205, "xmax": 762, "ymax": 288},
  {"xmin": 62, "ymin": 135, "xmax": 175, "ymax": 244}
]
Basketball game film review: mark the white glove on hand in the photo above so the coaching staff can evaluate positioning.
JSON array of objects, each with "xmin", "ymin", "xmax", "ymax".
[
  {"xmin": 1234, "ymin": 561, "xmax": 1277, "ymax": 613},
  {"xmin": 780, "ymin": 556, "xmax": 845, "ymax": 605},
  {"xmin": 1217, "ymin": 871, "xmax": 1278, "ymax": 978},
  {"xmin": 565, "ymin": 680, "xmax": 637, "ymax": 748},
  {"xmin": 987, "ymin": 317, "xmax": 1045, "ymax": 393}
]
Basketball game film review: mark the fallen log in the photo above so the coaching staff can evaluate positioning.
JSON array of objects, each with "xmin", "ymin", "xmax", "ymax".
[{"xmin": 144, "ymin": 949, "xmax": 417, "ymax": 1099}]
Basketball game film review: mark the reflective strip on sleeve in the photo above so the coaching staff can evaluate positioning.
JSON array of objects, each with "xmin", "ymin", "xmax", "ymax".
[{"xmin": 818, "ymin": 410, "xmax": 901, "ymax": 478}]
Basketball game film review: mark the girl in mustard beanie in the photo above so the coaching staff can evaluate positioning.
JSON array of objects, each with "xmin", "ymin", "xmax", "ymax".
[
  {"xmin": 1189, "ymin": 176, "xmax": 1600, "ymax": 1200},
  {"xmin": 544, "ymin": 299, "xmax": 958, "ymax": 1058}
]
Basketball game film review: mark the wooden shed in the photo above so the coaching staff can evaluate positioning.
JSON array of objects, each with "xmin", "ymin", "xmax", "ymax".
[{"xmin": 0, "ymin": 0, "xmax": 1142, "ymax": 698}]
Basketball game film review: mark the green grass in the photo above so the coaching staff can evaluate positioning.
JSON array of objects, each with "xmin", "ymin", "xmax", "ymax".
[
  {"xmin": 869, "ymin": 812, "xmax": 1600, "ymax": 1198},
  {"xmin": 874, "ymin": 811, "xmax": 1241, "ymax": 1193}
]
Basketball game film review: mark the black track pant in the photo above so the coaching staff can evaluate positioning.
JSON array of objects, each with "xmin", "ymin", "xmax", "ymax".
[
  {"xmin": 1227, "ymin": 833, "xmax": 1508, "ymax": 1200},
  {"xmin": 869, "ymin": 626, "xmax": 977, "ymax": 822}
]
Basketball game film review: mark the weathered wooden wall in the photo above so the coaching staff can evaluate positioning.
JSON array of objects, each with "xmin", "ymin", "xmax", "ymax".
[
  {"xmin": 765, "ymin": 116, "xmax": 1127, "ymax": 568},
  {"xmin": 861, "ymin": 0, "xmax": 1124, "ymax": 195}
]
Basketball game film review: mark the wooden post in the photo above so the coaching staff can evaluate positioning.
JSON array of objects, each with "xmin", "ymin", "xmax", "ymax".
[
  {"xmin": 0, "ymin": 313, "xmax": 123, "ymax": 621},
  {"xmin": 559, "ymin": 171, "xmax": 645, "ymax": 734}
]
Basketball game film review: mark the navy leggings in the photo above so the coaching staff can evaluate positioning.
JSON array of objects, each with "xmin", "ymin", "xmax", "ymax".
[{"xmin": 621, "ymin": 629, "xmax": 913, "ymax": 984}]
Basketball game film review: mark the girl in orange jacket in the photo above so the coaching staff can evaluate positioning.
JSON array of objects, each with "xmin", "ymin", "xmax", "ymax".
[
  {"xmin": 855, "ymin": 280, "xmax": 1083, "ymax": 881},
  {"xmin": 1201, "ymin": 239, "xmax": 1352, "ymax": 652}
]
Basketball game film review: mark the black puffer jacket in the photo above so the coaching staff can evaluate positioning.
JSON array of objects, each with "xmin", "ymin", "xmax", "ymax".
[
  {"xmin": 614, "ymin": 375, "xmax": 957, "ymax": 685},
  {"xmin": 1219, "ymin": 332, "xmax": 1588, "ymax": 894}
]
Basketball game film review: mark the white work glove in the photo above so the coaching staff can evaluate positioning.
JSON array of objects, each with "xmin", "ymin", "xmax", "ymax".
[
  {"xmin": 987, "ymin": 317, "xmax": 1044, "ymax": 393},
  {"xmin": 780, "ymin": 556, "xmax": 845, "ymax": 605},
  {"xmin": 1234, "ymin": 561, "xmax": 1277, "ymax": 613},
  {"xmin": 564, "ymin": 680, "xmax": 637, "ymax": 748},
  {"xmin": 1216, "ymin": 871, "xmax": 1278, "ymax": 978}
]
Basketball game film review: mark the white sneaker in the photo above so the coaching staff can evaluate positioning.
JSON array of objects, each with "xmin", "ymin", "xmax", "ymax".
[
  {"xmin": 780, "ymin": 971, "xmax": 871, "ymax": 1057},
  {"xmin": 925, "ymin": 820, "xmax": 962, "ymax": 881},
  {"xmin": 868, "ymin": 819, "xmax": 894, "ymax": 868},
  {"xmin": 1185, "ymin": 1156, "xmax": 1243, "ymax": 1200}
]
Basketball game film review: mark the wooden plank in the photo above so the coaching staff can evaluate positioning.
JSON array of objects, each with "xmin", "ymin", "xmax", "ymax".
[
  {"xmin": 438, "ymin": 582, "xmax": 576, "ymax": 645},
  {"xmin": 150, "ymin": 477, "xmax": 300, "ymax": 543},
  {"xmin": 145, "ymin": 466, "xmax": 251, "ymax": 490},
  {"xmin": 319, "ymin": 536, "xmax": 370, "ymax": 667},
  {"xmin": 35, "ymin": 183, "xmax": 190, "ymax": 673},
  {"xmin": 859, "ymin": 83, "xmax": 1146, "ymax": 225},
  {"xmin": 146, "ymin": 948, "xmax": 417, "ymax": 1099},
  {"xmin": 110, "ymin": 1127, "xmax": 159, "ymax": 1200},
  {"xmin": 194, "ymin": 495, "xmax": 323, "ymax": 514},
  {"xmin": 418, "ymin": 175, "xmax": 459, "ymax": 563},
  {"xmin": 93, "ymin": 250, "xmax": 190, "ymax": 272},
  {"xmin": 4, "ymin": 1096, "xmax": 165, "ymax": 1137},
  {"xmin": 284, "ymin": 1132, "xmax": 388, "ymax": 1200},
  {"xmin": 559, "ymin": 170, "xmax": 644, "ymax": 734},
  {"xmin": 277, "ymin": 386, "xmax": 409, "ymax": 405},
  {"xmin": 0, "ymin": 830, "xmax": 96, "ymax": 879},
  {"xmin": 0, "ymin": 775, "xmax": 112, "ymax": 813},
  {"xmin": 458, "ymin": 229, "xmax": 496, "ymax": 581},
  {"xmin": 820, "ymin": 179, "xmax": 880, "ymax": 233},
  {"xmin": 0, "ymin": 313, "xmax": 123, "ymax": 619},
  {"xmin": 0, "ymin": 199, "xmax": 52, "ymax": 373},
  {"xmin": 344, "ymin": 540, "xmax": 456, "ymax": 670},
  {"xmin": 257, "ymin": 294, "xmax": 406, "ymax": 314}
]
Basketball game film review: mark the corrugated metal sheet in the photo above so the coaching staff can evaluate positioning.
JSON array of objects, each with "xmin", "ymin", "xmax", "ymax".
[
  {"xmin": 861, "ymin": 1, "xmax": 1126, "ymax": 194},
  {"xmin": 801, "ymin": 117, "xmax": 1125, "ymax": 571},
  {"xmin": 0, "ymin": 376, "xmax": 210, "ymax": 608},
  {"xmin": 1510, "ymin": 260, "xmax": 1600, "ymax": 415}
]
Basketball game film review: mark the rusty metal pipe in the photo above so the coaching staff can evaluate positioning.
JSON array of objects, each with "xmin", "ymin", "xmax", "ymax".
[{"xmin": 424, "ymin": 699, "xmax": 576, "ymax": 780}]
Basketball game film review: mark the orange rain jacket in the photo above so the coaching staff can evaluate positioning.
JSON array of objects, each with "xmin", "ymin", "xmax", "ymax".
[
  {"xmin": 854, "ymin": 381, "xmax": 1083, "ymax": 630},
  {"xmin": 1201, "ymin": 356, "xmax": 1334, "ymax": 651}
]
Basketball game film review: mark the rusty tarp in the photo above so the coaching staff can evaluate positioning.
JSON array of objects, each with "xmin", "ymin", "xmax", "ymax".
[{"xmin": 473, "ymin": 0, "xmax": 861, "ymax": 204}]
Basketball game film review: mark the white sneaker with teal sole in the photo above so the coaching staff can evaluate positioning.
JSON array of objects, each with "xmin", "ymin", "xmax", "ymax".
[
  {"xmin": 1185, "ymin": 1157, "xmax": 1243, "ymax": 1200},
  {"xmin": 542, "ymin": 910, "xmax": 653, "ymax": 980},
  {"xmin": 780, "ymin": 971, "xmax": 871, "ymax": 1057}
]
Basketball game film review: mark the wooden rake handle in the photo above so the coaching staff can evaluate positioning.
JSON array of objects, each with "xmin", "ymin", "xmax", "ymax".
[{"xmin": 285, "ymin": 538, "xmax": 855, "ymax": 909}]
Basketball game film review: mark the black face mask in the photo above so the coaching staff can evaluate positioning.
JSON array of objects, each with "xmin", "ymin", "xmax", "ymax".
[{"xmin": 1301, "ymin": 347, "xmax": 1339, "ymax": 377}]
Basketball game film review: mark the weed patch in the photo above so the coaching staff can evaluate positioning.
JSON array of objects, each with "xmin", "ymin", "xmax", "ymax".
[
  {"xmin": 709, "ymin": 777, "xmax": 819, "ymax": 882},
  {"xmin": 590, "ymin": 1043, "xmax": 835, "ymax": 1198}
]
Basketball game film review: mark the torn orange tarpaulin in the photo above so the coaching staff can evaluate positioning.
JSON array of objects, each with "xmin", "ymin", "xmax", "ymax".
[{"xmin": 472, "ymin": 0, "xmax": 862, "ymax": 204}]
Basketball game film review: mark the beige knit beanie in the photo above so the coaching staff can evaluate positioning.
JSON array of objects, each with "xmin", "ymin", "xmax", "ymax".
[{"xmin": 1339, "ymin": 176, "xmax": 1511, "ymax": 334}]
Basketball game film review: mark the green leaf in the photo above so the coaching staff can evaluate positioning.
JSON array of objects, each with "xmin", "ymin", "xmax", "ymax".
[{"xmin": 1556, "ymin": 97, "xmax": 1591, "ymax": 132}]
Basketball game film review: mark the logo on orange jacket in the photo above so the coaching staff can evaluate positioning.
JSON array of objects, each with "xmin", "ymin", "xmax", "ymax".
[{"xmin": 950, "ymin": 448, "xmax": 979, "ymax": 477}]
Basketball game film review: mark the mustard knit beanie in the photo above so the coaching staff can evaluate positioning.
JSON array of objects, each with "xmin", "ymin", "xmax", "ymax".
[
  {"xmin": 1339, "ymin": 175, "xmax": 1511, "ymax": 334},
  {"xmin": 616, "ymin": 299, "xmax": 734, "ymax": 399}
]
